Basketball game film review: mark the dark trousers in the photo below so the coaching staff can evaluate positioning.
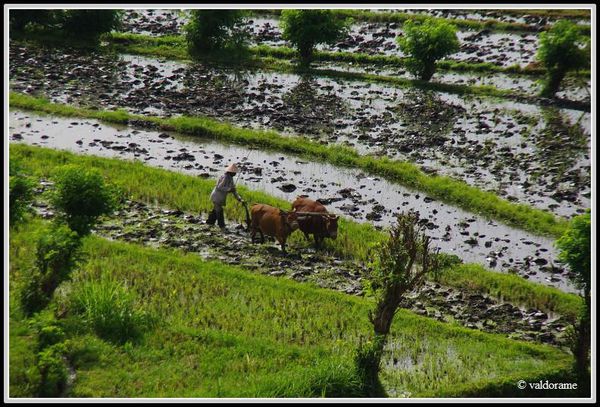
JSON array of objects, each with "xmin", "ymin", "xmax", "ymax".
[{"xmin": 206, "ymin": 204, "xmax": 225, "ymax": 227}]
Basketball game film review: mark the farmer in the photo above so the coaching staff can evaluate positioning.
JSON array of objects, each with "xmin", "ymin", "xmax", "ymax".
[{"xmin": 206, "ymin": 163, "xmax": 245, "ymax": 229}]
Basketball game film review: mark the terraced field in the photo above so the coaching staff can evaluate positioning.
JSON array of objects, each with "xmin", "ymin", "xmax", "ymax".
[{"xmin": 8, "ymin": 7, "xmax": 592, "ymax": 399}]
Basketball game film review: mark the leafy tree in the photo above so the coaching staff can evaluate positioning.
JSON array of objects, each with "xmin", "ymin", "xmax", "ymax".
[
  {"xmin": 185, "ymin": 9, "xmax": 249, "ymax": 56},
  {"xmin": 60, "ymin": 10, "xmax": 122, "ymax": 39},
  {"xmin": 397, "ymin": 18, "xmax": 460, "ymax": 81},
  {"xmin": 49, "ymin": 165, "xmax": 119, "ymax": 236},
  {"xmin": 356, "ymin": 211, "xmax": 440, "ymax": 396},
  {"xmin": 537, "ymin": 20, "xmax": 589, "ymax": 97},
  {"xmin": 280, "ymin": 10, "xmax": 351, "ymax": 65},
  {"xmin": 556, "ymin": 210, "xmax": 591, "ymax": 384},
  {"xmin": 9, "ymin": 160, "xmax": 35, "ymax": 227}
]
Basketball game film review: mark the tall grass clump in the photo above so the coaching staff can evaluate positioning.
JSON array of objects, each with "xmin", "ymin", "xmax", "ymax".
[{"xmin": 69, "ymin": 278, "xmax": 154, "ymax": 344}]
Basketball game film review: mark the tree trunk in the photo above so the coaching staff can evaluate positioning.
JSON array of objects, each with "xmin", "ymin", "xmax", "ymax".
[
  {"xmin": 542, "ymin": 68, "xmax": 566, "ymax": 97},
  {"xmin": 299, "ymin": 44, "xmax": 313, "ymax": 67},
  {"xmin": 420, "ymin": 63, "xmax": 436, "ymax": 82}
]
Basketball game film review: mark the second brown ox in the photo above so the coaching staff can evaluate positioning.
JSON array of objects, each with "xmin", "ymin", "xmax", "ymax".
[{"xmin": 291, "ymin": 196, "xmax": 339, "ymax": 248}]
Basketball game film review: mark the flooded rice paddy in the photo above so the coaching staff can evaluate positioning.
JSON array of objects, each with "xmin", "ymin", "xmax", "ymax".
[
  {"xmin": 10, "ymin": 43, "xmax": 591, "ymax": 219},
  {"xmin": 118, "ymin": 10, "xmax": 590, "ymax": 69},
  {"xmin": 10, "ymin": 110, "xmax": 579, "ymax": 293}
]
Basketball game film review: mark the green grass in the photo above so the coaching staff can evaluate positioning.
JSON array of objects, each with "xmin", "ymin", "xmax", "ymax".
[
  {"xmin": 253, "ymin": 9, "xmax": 591, "ymax": 35},
  {"xmin": 10, "ymin": 93, "xmax": 570, "ymax": 239},
  {"xmin": 10, "ymin": 144, "xmax": 583, "ymax": 320},
  {"xmin": 9, "ymin": 220, "xmax": 576, "ymax": 397}
]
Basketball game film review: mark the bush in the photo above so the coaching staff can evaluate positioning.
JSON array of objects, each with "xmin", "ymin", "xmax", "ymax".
[
  {"xmin": 50, "ymin": 164, "xmax": 119, "ymax": 236},
  {"xmin": 37, "ymin": 343, "xmax": 68, "ymax": 397},
  {"xmin": 537, "ymin": 20, "xmax": 589, "ymax": 97},
  {"xmin": 358, "ymin": 211, "xmax": 440, "ymax": 396},
  {"xmin": 38, "ymin": 325, "xmax": 66, "ymax": 351},
  {"xmin": 69, "ymin": 279, "xmax": 153, "ymax": 344},
  {"xmin": 184, "ymin": 9, "xmax": 249, "ymax": 56},
  {"xmin": 60, "ymin": 9, "xmax": 122, "ymax": 39},
  {"xmin": 397, "ymin": 18, "xmax": 460, "ymax": 81},
  {"xmin": 556, "ymin": 211, "xmax": 591, "ymax": 294},
  {"xmin": 556, "ymin": 210, "xmax": 591, "ymax": 379},
  {"xmin": 9, "ymin": 161, "xmax": 35, "ymax": 227},
  {"xmin": 9, "ymin": 9, "xmax": 121, "ymax": 40},
  {"xmin": 21, "ymin": 224, "xmax": 82, "ymax": 315},
  {"xmin": 9, "ymin": 9, "xmax": 58, "ymax": 31},
  {"xmin": 280, "ymin": 10, "xmax": 351, "ymax": 65}
]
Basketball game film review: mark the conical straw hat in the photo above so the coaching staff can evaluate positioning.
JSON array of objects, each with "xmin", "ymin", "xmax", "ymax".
[{"xmin": 225, "ymin": 163, "xmax": 238, "ymax": 173}]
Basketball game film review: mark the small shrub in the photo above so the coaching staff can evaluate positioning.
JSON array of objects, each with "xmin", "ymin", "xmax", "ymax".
[
  {"xmin": 60, "ymin": 9, "xmax": 122, "ymax": 39},
  {"xmin": 37, "ymin": 343, "xmax": 68, "ymax": 397},
  {"xmin": 358, "ymin": 211, "xmax": 440, "ymax": 395},
  {"xmin": 184, "ymin": 9, "xmax": 249, "ymax": 56},
  {"xmin": 35, "ymin": 223, "xmax": 82, "ymax": 293},
  {"xmin": 556, "ymin": 211, "xmax": 591, "ymax": 293},
  {"xmin": 63, "ymin": 335, "xmax": 108, "ymax": 369},
  {"xmin": 50, "ymin": 164, "xmax": 119, "ymax": 236},
  {"xmin": 21, "ymin": 224, "xmax": 82, "ymax": 315},
  {"xmin": 537, "ymin": 20, "xmax": 589, "ymax": 97},
  {"xmin": 556, "ymin": 210, "xmax": 591, "ymax": 378},
  {"xmin": 38, "ymin": 325, "xmax": 66, "ymax": 351},
  {"xmin": 397, "ymin": 18, "xmax": 460, "ymax": 81},
  {"xmin": 21, "ymin": 269, "xmax": 51, "ymax": 316},
  {"xmin": 9, "ymin": 161, "xmax": 35, "ymax": 227},
  {"xmin": 280, "ymin": 10, "xmax": 351, "ymax": 65},
  {"xmin": 70, "ymin": 279, "xmax": 153, "ymax": 344}
]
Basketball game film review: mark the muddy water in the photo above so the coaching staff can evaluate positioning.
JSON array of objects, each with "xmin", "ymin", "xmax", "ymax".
[
  {"xmin": 9, "ymin": 43, "xmax": 591, "ymax": 219},
  {"xmin": 10, "ymin": 110, "xmax": 578, "ymax": 293}
]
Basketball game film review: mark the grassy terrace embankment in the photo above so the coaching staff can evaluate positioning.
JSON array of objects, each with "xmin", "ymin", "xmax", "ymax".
[
  {"xmin": 9, "ymin": 217, "xmax": 576, "ymax": 397},
  {"xmin": 100, "ymin": 33, "xmax": 590, "ymax": 112},
  {"xmin": 10, "ymin": 93, "xmax": 571, "ymax": 239},
  {"xmin": 252, "ymin": 9, "xmax": 591, "ymax": 35},
  {"xmin": 10, "ymin": 144, "xmax": 583, "ymax": 320}
]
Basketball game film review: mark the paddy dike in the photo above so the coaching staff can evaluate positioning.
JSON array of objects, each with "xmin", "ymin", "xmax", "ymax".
[
  {"xmin": 30, "ymin": 186, "xmax": 572, "ymax": 348},
  {"xmin": 10, "ymin": 110, "xmax": 577, "ymax": 293},
  {"xmin": 9, "ymin": 43, "xmax": 591, "ymax": 218}
]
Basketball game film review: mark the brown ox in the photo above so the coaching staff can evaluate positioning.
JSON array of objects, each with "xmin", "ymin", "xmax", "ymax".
[
  {"xmin": 250, "ymin": 204, "xmax": 300, "ymax": 253},
  {"xmin": 291, "ymin": 196, "xmax": 338, "ymax": 248}
]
